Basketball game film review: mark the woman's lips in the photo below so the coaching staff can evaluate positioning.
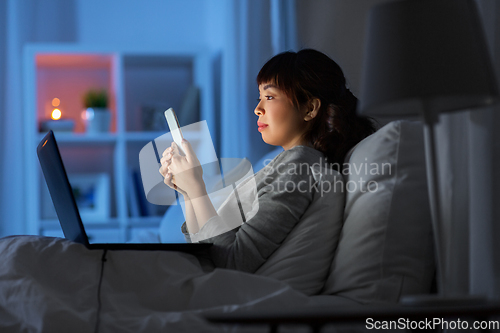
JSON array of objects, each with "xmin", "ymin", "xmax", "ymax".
[{"xmin": 257, "ymin": 121, "xmax": 268, "ymax": 132}]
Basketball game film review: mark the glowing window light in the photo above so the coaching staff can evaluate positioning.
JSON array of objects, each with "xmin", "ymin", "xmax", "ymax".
[
  {"xmin": 51, "ymin": 108, "xmax": 62, "ymax": 120},
  {"xmin": 52, "ymin": 98, "xmax": 60, "ymax": 107}
]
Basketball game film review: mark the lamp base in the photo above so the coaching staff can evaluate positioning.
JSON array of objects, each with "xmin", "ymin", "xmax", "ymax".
[{"xmin": 400, "ymin": 294, "xmax": 488, "ymax": 307}]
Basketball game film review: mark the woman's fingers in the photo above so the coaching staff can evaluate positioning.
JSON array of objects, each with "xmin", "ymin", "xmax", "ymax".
[
  {"xmin": 162, "ymin": 146, "xmax": 172, "ymax": 157},
  {"xmin": 160, "ymin": 149, "xmax": 189, "ymax": 195},
  {"xmin": 163, "ymin": 172, "xmax": 189, "ymax": 196},
  {"xmin": 171, "ymin": 142, "xmax": 181, "ymax": 155},
  {"xmin": 163, "ymin": 172, "xmax": 176, "ymax": 189},
  {"xmin": 165, "ymin": 143, "xmax": 188, "ymax": 173},
  {"xmin": 160, "ymin": 153, "xmax": 171, "ymax": 166},
  {"xmin": 159, "ymin": 163, "xmax": 168, "ymax": 177},
  {"xmin": 181, "ymin": 139, "xmax": 197, "ymax": 164}
]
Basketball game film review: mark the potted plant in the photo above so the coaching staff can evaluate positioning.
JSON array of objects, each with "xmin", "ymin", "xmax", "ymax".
[{"xmin": 82, "ymin": 89, "xmax": 111, "ymax": 133}]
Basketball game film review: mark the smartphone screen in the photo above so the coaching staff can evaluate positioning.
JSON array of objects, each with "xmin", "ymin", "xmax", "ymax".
[{"xmin": 164, "ymin": 108, "xmax": 184, "ymax": 154}]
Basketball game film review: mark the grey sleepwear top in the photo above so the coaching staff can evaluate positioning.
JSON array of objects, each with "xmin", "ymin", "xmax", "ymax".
[{"xmin": 182, "ymin": 145, "xmax": 331, "ymax": 273}]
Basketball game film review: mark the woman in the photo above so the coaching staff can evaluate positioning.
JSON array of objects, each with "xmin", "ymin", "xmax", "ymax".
[{"xmin": 159, "ymin": 49, "xmax": 375, "ymax": 273}]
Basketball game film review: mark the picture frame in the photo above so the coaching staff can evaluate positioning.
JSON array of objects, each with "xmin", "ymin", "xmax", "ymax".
[{"xmin": 68, "ymin": 173, "xmax": 110, "ymax": 222}]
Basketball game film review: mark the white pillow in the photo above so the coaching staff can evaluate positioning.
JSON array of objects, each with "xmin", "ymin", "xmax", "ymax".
[
  {"xmin": 255, "ymin": 167, "xmax": 345, "ymax": 296},
  {"xmin": 322, "ymin": 120, "xmax": 435, "ymax": 303}
]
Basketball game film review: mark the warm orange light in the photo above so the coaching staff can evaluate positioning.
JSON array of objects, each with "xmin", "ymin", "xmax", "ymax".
[
  {"xmin": 51, "ymin": 108, "xmax": 62, "ymax": 120},
  {"xmin": 52, "ymin": 98, "xmax": 60, "ymax": 107}
]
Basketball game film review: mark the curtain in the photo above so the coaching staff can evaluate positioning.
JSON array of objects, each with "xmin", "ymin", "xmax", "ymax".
[
  {"xmin": 435, "ymin": 0, "xmax": 500, "ymax": 297},
  {"xmin": 271, "ymin": 0, "xmax": 298, "ymax": 54},
  {"xmin": 1, "ymin": 0, "xmax": 32, "ymax": 237},
  {"xmin": 219, "ymin": 0, "xmax": 297, "ymax": 166},
  {"xmin": 0, "ymin": 0, "xmax": 77, "ymax": 237},
  {"xmin": 0, "ymin": 2, "xmax": 7, "ymax": 235},
  {"xmin": 468, "ymin": 0, "xmax": 500, "ymax": 297}
]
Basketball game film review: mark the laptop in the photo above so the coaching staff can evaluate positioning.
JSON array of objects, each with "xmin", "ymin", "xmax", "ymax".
[{"xmin": 37, "ymin": 130, "xmax": 211, "ymax": 252}]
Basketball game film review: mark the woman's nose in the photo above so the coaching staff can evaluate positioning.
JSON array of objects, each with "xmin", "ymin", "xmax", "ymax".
[{"xmin": 254, "ymin": 102, "xmax": 264, "ymax": 116}]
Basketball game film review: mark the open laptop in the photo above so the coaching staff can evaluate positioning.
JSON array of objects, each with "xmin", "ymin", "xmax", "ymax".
[{"xmin": 37, "ymin": 130, "xmax": 211, "ymax": 252}]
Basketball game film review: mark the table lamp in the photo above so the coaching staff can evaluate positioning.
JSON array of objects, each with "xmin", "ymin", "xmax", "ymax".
[{"xmin": 357, "ymin": 0, "xmax": 499, "ymax": 300}]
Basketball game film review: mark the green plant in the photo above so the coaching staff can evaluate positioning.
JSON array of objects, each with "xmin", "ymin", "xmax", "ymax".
[{"xmin": 83, "ymin": 89, "xmax": 108, "ymax": 108}]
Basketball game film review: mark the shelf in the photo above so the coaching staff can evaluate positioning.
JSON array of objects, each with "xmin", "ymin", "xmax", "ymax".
[
  {"xmin": 35, "ymin": 53, "xmax": 116, "ymax": 134},
  {"xmin": 38, "ymin": 132, "xmax": 118, "ymax": 145},
  {"xmin": 124, "ymin": 130, "xmax": 201, "ymax": 142},
  {"xmin": 37, "ymin": 130, "xmax": 201, "ymax": 143},
  {"xmin": 25, "ymin": 45, "xmax": 217, "ymax": 243},
  {"xmin": 123, "ymin": 55, "xmax": 195, "ymax": 132}
]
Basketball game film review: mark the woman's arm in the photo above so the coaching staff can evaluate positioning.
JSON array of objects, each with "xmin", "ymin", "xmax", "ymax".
[
  {"xmin": 205, "ymin": 166, "xmax": 316, "ymax": 273},
  {"xmin": 185, "ymin": 183, "xmax": 218, "ymax": 231},
  {"xmin": 191, "ymin": 148, "xmax": 323, "ymax": 273},
  {"xmin": 159, "ymin": 140, "xmax": 218, "ymax": 233},
  {"xmin": 182, "ymin": 195, "xmax": 200, "ymax": 234}
]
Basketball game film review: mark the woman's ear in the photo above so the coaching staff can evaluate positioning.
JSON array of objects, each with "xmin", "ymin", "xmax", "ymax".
[{"xmin": 304, "ymin": 98, "xmax": 321, "ymax": 121}]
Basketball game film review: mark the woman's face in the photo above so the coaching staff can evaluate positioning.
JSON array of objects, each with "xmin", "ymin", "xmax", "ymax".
[{"xmin": 254, "ymin": 83, "xmax": 307, "ymax": 150}]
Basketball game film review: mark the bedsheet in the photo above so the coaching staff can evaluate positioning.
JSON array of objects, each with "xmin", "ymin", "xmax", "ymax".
[{"xmin": 0, "ymin": 235, "xmax": 365, "ymax": 333}]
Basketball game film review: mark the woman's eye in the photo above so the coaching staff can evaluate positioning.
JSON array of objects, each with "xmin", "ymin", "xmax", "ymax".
[{"xmin": 265, "ymin": 96, "xmax": 274, "ymax": 100}]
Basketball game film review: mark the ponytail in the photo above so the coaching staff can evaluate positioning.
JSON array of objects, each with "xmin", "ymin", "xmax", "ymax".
[{"xmin": 308, "ymin": 88, "xmax": 375, "ymax": 166}]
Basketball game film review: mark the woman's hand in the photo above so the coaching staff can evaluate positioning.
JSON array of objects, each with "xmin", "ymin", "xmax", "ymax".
[
  {"xmin": 159, "ymin": 152, "xmax": 188, "ymax": 196},
  {"xmin": 159, "ymin": 140, "xmax": 205, "ymax": 199},
  {"xmin": 159, "ymin": 145, "xmax": 185, "ymax": 195}
]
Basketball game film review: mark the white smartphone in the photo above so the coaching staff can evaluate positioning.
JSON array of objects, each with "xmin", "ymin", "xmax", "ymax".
[{"xmin": 164, "ymin": 108, "xmax": 184, "ymax": 154}]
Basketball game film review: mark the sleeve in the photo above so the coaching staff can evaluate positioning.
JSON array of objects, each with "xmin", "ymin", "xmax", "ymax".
[
  {"xmin": 200, "ymin": 162, "xmax": 317, "ymax": 273},
  {"xmin": 180, "ymin": 222, "xmax": 192, "ymax": 243}
]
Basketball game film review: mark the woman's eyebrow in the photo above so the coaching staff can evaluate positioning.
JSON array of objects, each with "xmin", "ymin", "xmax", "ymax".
[{"xmin": 262, "ymin": 84, "xmax": 277, "ymax": 91}]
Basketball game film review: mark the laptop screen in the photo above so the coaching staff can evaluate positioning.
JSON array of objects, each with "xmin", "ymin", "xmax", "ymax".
[{"xmin": 37, "ymin": 131, "xmax": 90, "ymax": 246}]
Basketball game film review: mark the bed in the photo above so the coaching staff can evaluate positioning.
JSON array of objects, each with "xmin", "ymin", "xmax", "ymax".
[{"xmin": 0, "ymin": 120, "xmax": 435, "ymax": 332}]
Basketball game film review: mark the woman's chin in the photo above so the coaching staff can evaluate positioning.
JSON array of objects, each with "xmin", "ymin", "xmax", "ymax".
[
  {"xmin": 261, "ymin": 138, "xmax": 277, "ymax": 147},
  {"xmin": 260, "ymin": 134, "xmax": 270, "ymax": 144}
]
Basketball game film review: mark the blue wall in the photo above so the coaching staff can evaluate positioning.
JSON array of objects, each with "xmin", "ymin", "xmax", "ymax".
[{"xmin": 77, "ymin": 0, "xmax": 212, "ymax": 48}]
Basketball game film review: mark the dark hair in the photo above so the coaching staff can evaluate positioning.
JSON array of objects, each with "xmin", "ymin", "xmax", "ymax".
[{"xmin": 257, "ymin": 49, "xmax": 376, "ymax": 166}]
